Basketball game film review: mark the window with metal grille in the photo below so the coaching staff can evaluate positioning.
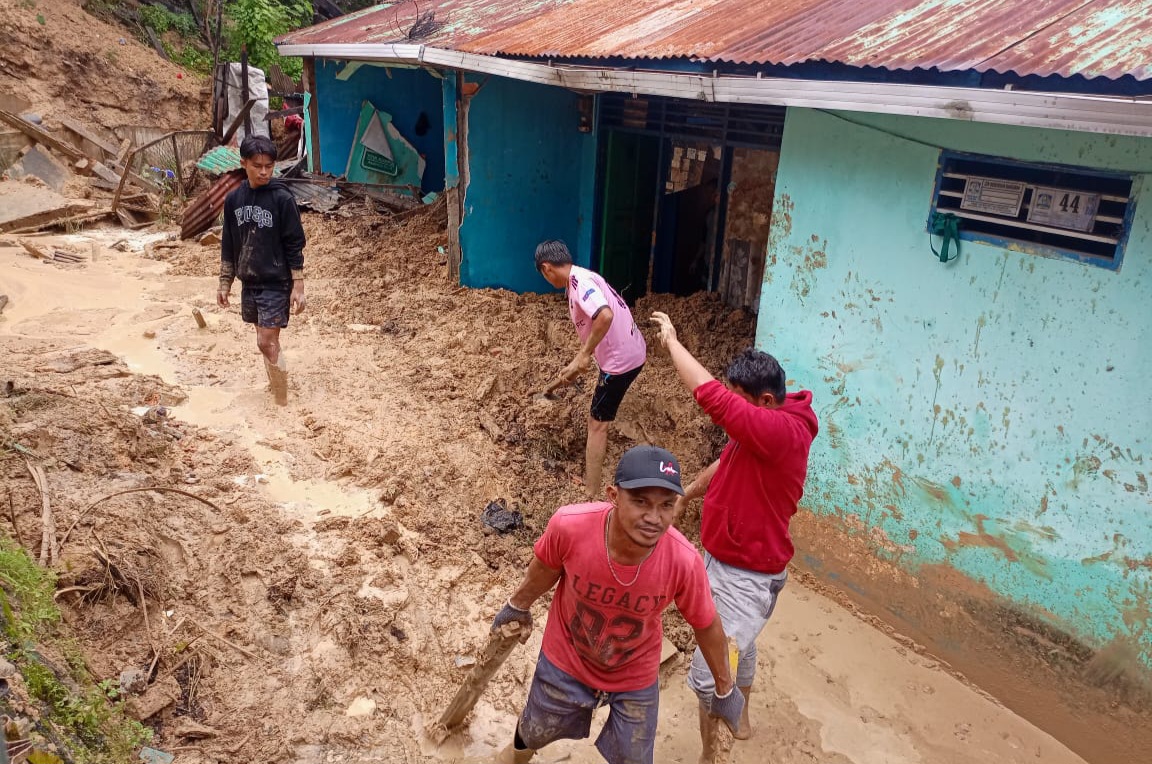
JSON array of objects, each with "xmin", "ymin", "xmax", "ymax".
[
  {"xmin": 929, "ymin": 152, "xmax": 1136, "ymax": 270},
  {"xmin": 598, "ymin": 94, "xmax": 786, "ymax": 150}
]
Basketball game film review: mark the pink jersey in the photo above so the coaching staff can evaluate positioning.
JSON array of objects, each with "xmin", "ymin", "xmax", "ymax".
[
  {"xmin": 567, "ymin": 266, "xmax": 647, "ymax": 374},
  {"xmin": 535, "ymin": 503, "xmax": 717, "ymax": 692}
]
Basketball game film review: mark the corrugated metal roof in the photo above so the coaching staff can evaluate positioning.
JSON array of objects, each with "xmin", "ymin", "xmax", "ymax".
[
  {"xmin": 277, "ymin": 0, "xmax": 1152, "ymax": 81},
  {"xmin": 196, "ymin": 146, "xmax": 242, "ymax": 175}
]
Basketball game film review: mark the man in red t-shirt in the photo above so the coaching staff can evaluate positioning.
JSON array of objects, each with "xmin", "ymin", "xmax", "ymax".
[
  {"xmin": 650, "ymin": 312, "xmax": 818, "ymax": 763},
  {"xmin": 489, "ymin": 445, "xmax": 744, "ymax": 764}
]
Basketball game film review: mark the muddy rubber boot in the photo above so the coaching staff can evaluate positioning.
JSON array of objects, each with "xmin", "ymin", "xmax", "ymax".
[
  {"xmin": 264, "ymin": 356, "xmax": 288, "ymax": 406},
  {"xmin": 494, "ymin": 743, "xmax": 535, "ymax": 764},
  {"xmin": 733, "ymin": 686, "xmax": 752, "ymax": 740}
]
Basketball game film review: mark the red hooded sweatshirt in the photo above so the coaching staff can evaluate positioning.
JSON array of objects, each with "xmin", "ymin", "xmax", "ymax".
[{"xmin": 694, "ymin": 380, "xmax": 818, "ymax": 574}]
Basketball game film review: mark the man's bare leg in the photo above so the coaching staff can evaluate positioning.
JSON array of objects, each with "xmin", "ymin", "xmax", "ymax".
[
  {"xmin": 256, "ymin": 326, "xmax": 288, "ymax": 405},
  {"xmin": 733, "ymin": 686, "xmax": 752, "ymax": 739},
  {"xmin": 585, "ymin": 416, "xmax": 609, "ymax": 499},
  {"xmin": 698, "ymin": 704, "xmax": 721, "ymax": 764}
]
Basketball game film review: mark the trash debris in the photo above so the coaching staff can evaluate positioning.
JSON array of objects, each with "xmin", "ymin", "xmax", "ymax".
[
  {"xmin": 480, "ymin": 499, "xmax": 523, "ymax": 534},
  {"xmin": 132, "ymin": 406, "xmax": 168, "ymax": 423},
  {"xmin": 125, "ymin": 675, "xmax": 181, "ymax": 720},
  {"xmin": 119, "ymin": 667, "xmax": 148, "ymax": 695},
  {"xmin": 454, "ymin": 655, "xmax": 477, "ymax": 669},
  {"xmin": 171, "ymin": 718, "xmax": 220, "ymax": 740},
  {"xmin": 345, "ymin": 696, "xmax": 377, "ymax": 717},
  {"xmin": 198, "ymin": 227, "xmax": 222, "ymax": 246},
  {"xmin": 139, "ymin": 747, "xmax": 175, "ymax": 764}
]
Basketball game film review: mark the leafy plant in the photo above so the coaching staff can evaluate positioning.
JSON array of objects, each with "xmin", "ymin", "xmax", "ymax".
[
  {"xmin": 226, "ymin": 0, "xmax": 311, "ymax": 78},
  {"xmin": 139, "ymin": 5, "xmax": 198, "ymax": 38},
  {"xmin": 0, "ymin": 534, "xmax": 153, "ymax": 762},
  {"xmin": 0, "ymin": 536, "xmax": 59, "ymax": 641}
]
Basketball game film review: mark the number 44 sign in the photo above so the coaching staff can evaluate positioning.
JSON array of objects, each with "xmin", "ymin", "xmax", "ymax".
[{"xmin": 1027, "ymin": 187, "xmax": 1100, "ymax": 232}]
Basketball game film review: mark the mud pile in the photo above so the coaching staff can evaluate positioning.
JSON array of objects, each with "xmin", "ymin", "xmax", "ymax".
[{"xmin": 0, "ymin": 203, "xmax": 757, "ymax": 761}]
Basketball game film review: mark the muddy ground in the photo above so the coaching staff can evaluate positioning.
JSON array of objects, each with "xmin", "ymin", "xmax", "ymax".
[{"xmin": 0, "ymin": 201, "xmax": 1093, "ymax": 764}]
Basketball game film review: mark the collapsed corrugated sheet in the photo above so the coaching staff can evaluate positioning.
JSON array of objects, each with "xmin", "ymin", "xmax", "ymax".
[
  {"xmin": 196, "ymin": 146, "xmax": 242, "ymax": 175},
  {"xmin": 277, "ymin": 0, "xmax": 1152, "ymax": 81},
  {"xmin": 181, "ymin": 170, "xmax": 244, "ymax": 240}
]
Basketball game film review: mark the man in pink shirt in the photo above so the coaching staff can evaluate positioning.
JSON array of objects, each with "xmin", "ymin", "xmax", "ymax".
[
  {"xmin": 489, "ymin": 445, "xmax": 744, "ymax": 764},
  {"xmin": 535, "ymin": 240, "xmax": 647, "ymax": 498}
]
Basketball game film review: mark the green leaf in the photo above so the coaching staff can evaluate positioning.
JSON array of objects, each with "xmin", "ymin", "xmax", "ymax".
[{"xmin": 28, "ymin": 750, "xmax": 65, "ymax": 764}]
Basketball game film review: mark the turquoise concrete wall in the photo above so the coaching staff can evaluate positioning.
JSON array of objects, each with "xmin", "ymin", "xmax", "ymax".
[
  {"xmin": 459, "ymin": 75, "xmax": 596, "ymax": 292},
  {"xmin": 761, "ymin": 108, "xmax": 1152, "ymax": 664},
  {"xmin": 314, "ymin": 60, "xmax": 445, "ymax": 193}
]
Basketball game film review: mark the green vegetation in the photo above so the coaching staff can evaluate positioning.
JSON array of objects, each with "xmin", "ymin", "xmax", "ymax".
[
  {"xmin": 0, "ymin": 536, "xmax": 154, "ymax": 763},
  {"xmin": 113, "ymin": 0, "xmax": 314, "ymax": 78},
  {"xmin": 138, "ymin": 5, "xmax": 199, "ymax": 38},
  {"xmin": 225, "ymin": 0, "xmax": 312, "ymax": 79}
]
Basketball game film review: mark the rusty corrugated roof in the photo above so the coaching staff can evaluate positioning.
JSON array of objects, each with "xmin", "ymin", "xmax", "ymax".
[{"xmin": 277, "ymin": 0, "xmax": 1152, "ymax": 81}]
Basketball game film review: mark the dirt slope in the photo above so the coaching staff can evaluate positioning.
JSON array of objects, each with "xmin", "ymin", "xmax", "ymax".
[{"xmin": 0, "ymin": 0, "xmax": 206, "ymax": 128}]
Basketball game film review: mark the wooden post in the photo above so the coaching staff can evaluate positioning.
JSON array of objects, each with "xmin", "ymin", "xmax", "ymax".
[
  {"xmin": 301, "ymin": 58, "xmax": 321, "ymax": 172},
  {"xmin": 240, "ymin": 47, "xmax": 252, "ymax": 139},
  {"xmin": 427, "ymin": 622, "xmax": 525, "ymax": 744}
]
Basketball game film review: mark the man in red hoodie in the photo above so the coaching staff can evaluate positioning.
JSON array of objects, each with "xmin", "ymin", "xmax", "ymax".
[{"xmin": 650, "ymin": 311, "xmax": 818, "ymax": 763}]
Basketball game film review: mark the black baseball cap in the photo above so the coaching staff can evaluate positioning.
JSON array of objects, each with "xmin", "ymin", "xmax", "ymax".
[{"xmin": 614, "ymin": 445, "xmax": 685, "ymax": 496}]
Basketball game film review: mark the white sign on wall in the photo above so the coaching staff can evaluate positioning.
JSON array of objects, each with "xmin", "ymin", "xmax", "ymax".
[
  {"xmin": 961, "ymin": 177, "xmax": 1027, "ymax": 217},
  {"xmin": 1027, "ymin": 187, "xmax": 1100, "ymax": 232}
]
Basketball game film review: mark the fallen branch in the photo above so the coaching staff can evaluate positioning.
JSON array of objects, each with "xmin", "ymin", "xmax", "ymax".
[
  {"xmin": 59, "ymin": 487, "xmax": 224, "ymax": 549},
  {"xmin": 24, "ymin": 461, "xmax": 56, "ymax": 565},
  {"xmin": 192, "ymin": 623, "xmax": 260, "ymax": 660}
]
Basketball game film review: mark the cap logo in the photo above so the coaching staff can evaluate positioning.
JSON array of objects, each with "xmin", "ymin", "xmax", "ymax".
[{"xmin": 659, "ymin": 461, "xmax": 678, "ymax": 476}]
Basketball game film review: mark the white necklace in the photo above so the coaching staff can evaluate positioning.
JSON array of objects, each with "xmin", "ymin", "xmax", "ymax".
[{"xmin": 604, "ymin": 510, "xmax": 654, "ymax": 587}]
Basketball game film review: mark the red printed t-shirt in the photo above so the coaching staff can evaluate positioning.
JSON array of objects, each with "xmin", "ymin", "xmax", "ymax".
[{"xmin": 534, "ymin": 502, "xmax": 716, "ymax": 692}]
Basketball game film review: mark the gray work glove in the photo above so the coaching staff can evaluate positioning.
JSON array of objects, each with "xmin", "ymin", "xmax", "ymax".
[
  {"xmin": 491, "ymin": 600, "xmax": 532, "ymax": 636},
  {"xmin": 710, "ymin": 686, "xmax": 745, "ymax": 733}
]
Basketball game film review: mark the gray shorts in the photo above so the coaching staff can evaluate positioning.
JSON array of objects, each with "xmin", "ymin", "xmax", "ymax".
[
  {"xmin": 517, "ymin": 652, "xmax": 659, "ymax": 764},
  {"xmin": 687, "ymin": 553, "xmax": 787, "ymax": 701}
]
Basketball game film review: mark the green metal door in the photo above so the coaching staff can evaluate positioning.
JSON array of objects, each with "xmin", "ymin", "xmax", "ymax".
[{"xmin": 598, "ymin": 131, "xmax": 659, "ymax": 301}]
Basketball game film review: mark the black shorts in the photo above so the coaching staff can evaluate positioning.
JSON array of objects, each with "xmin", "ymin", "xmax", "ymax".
[
  {"xmin": 589, "ymin": 364, "xmax": 643, "ymax": 422},
  {"xmin": 240, "ymin": 286, "xmax": 290, "ymax": 328}
]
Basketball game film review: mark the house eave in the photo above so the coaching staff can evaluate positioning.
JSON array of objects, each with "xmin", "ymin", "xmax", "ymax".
[{"xmin": 276, "ymin": 43, "xmax": 1152, "ymax": 138}]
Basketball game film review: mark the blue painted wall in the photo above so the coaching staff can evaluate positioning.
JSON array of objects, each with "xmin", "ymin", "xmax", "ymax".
[
  {"xmin": 762, "ymin": 108, "xmax": 1152, "ymax": 666},
  {"xmin": 459, "ymin": 75, "xmax": 596, "ymax": 292},
  {"xmin": 314, "ymin": 60, "xmax": 445, "ymax": 193}
]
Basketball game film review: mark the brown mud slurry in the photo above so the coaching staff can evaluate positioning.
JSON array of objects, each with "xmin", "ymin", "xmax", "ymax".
[{"xmin": 0, "ymin": 203, "xmax": 1117, "ymax": 763}]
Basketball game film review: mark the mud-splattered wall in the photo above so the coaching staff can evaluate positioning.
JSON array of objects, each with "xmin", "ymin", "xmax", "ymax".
[{"xmin": 760, "ymin": 108, "xmax": 1152, "ymax": 672}]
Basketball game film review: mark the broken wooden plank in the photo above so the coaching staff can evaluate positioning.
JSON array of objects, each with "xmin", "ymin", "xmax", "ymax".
[
  {"xmin": 5, "ymin": 208, "xmax": 111, "ymax": 235},
  {"xmin": 0, "ymin": 110, "xmax": 84, "ymax": 162},
  {"xmin": 59, "ymin": 117, "xmax": 121, "ymax": 160},
  {"xmin": 90, "ymin": 161, "xmax": 122, "ymax": 185},
  {"xmin": 20, "ymin": 240, "xmax": 52, "ymax": 260},
  {"xmin": 220, "ymin": 98, "xmax": 257, "ymax": 146},
  {"xmin": 145, "ymin": 26, "xmax": 171, "ymax": 60}
]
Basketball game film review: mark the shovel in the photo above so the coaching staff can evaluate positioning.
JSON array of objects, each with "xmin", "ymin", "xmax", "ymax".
[{"xmin": 426, "ymin": 621, "xmax": 528, "ymax": 744}]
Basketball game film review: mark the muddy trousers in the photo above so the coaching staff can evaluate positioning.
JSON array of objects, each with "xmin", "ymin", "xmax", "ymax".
[
  {"xmin": 687, "ymin": 553, "xmax": 788, "ymax": 705},
  {"xmin": 517, "ymin": 652, "xmax": 659, "ymax": 764}
]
